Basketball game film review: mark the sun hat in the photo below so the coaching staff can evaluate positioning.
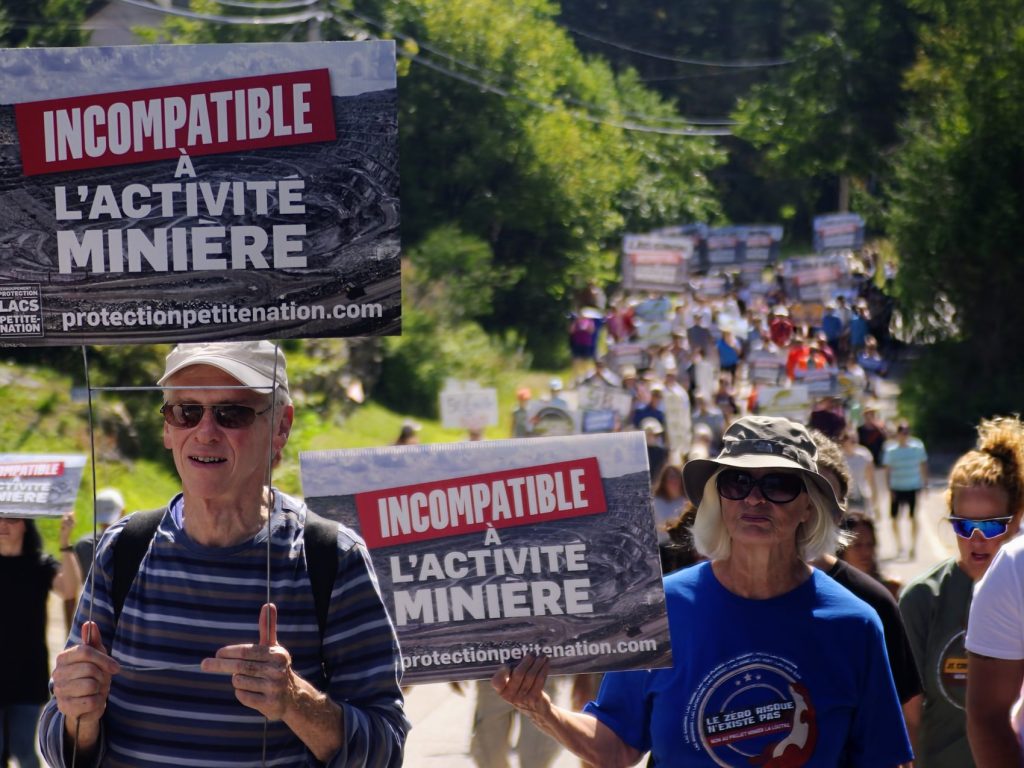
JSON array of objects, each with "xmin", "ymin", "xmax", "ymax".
[
  {"xmin": 158, "ymin": 341, "xmax": 289, "ymax": 394},
  {"xmin": 682, "ymin": 415, "xmax": 841, "ymax": 517},
  {"xmin": 95, "ymin": 488, "xmax": 125, "ymax": 525},
  {"xmin": 549, "ymin": 377, "xmax": 564, "ymax": 392}
]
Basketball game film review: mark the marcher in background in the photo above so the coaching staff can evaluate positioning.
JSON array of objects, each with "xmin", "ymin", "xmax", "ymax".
[
  {"xmin": 640, "ymin": 418, "xmax": 669, "ymax": 482},
  {"xmin": 808, "ymin": 431, "xmax": 922, "ymax": 711},
  {"xmin": 394, "ymin": 419, "xmax": 422, "ymax": 446},
  {"xmin": 510, "ymin": 388, "xmax": 533, "ymax": 438},
  {"xmin": 651, "ymin": 464, "xmax": 686, "ymax": 549},
  {"xmin": 883, "ymin": 420, "xmax": 929, "ymax": 559},
  {"xmin": 0, "ymin": 513, "xmax": 80, "ymax": 768},
  {"xmin": 932, "ymin": 416, "xmax": 1024, "ymax": 767},
  {"xmin": 632, "ymin": 385, "xmax": 666, "ymax": 430},
  {"xmin": 858, "ymin": 403, "xmax": 890, "ymax": 468},
  {"xmin": 838, "ymin": 513, "xmax": 902, "ymax": 598},
  {"xmin": 841, "ymin": 430, "xmax": 879, "ymax": 518},
  {"xmin": 40, "ymin": 341, "xmax": 408, "ymax": 767},
  {"xmin": 489, "ymin": 416, "xmax": 913, "ymax": 767},
  {"xmin": 768, "ymin": 304, "xmax": 794, "ymax": 348}
]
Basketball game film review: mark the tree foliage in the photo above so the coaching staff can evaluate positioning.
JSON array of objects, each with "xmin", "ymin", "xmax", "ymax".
[
  {"xmin": 886, "ymin": 0, "xmax": 1024, "ymax": 442},
  {"xmin": 732, "ymin": 0, "xmax": 920, "ymax": 210},
  {"xmin": 0, "ymin": 0, "xmax": 90, "ymax": 47}
]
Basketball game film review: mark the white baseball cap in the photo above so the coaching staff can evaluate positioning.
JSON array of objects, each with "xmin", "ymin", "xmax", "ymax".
[
  {"xmin": 158, "ymin": 341, "xmax": 289, "ymax": 394},
  {"xmin": 95, "ymin": 488, "xmax": 125, "ymax": 525}
]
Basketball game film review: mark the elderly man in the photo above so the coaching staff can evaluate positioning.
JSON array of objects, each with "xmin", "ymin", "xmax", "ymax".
[{"xmin": 40, "ymin": 341, "xmax": 408, "ymax": 767}]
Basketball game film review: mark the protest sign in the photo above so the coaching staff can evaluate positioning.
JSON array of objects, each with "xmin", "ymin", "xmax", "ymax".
[
  {"xmin": 704, "ymin": 227, "xmax": 743, "ymax": 269},
  {"xmin": 621, "ymin": 234, "xmax": 694, "ymax": 292},
  {"xmin": 526, "ymin": 401, "xmax": 579, "ymax": 437},
  {"xmin": 301, "ymin": 433, "xmax": 672, "ymax": 683},
  {"xmin": 781, "ymin": 254, "xmax": 851, "ymax": 303},
  {"xmin": 0, "ymin": 42, "xmax": 399, "ymax": 346},
  {"xmin": 662, "ymin": 389, "xmax": 692, "ymax": 455},
  {"xmin": 0, "ymin": 454, "xmax": 86, "ymax": 518},
  {"xmin": 813, "ymin": 213, "xmax": 865, "ymax": 252},
  {"xmin": 576, "ymin": 385, "xmax": 633, "ymax": 421},
  {"xmin": 440, "ymin": 380, "xmax": 499, "ymax": 431},
  {"xmin": 748, "ymin": 349, "xmax": 786, "ymax": 385},
  {"xmin": 690, "ymin": 275, "xmax": 728, "ymax": 299},
  {"xmin": 605, "ymin": 343, "xmax": 648, "ymax": 373},
  {"xmin": 738, "ymin": 225, "xmax": 783, "ymax": 264},
  {"xmin": 580, "ymin": 409, "xmax": 617, "ymax": 433}
]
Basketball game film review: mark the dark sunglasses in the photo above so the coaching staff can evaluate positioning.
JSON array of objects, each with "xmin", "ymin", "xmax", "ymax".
[
  {"xmin": 161, "ymin": 402, "xmax": 272, "ymax": 430},
  {"xmin": 948, "ymin": 516, "xmax": 1013, "ymax": 540},
  {"xmin": 716, "ymin": 469, "xmax": 805, "ymax": 504}
]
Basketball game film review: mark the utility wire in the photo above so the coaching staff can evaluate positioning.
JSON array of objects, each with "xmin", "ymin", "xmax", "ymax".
[
  {"xmin": 337, "ymin": 6, "xmax": 737, "ymax": 126},
  {"xmin": 561, "ymin": 21, "xmax": 795, "ymax": 68},
  {"xmin": 110, "ymin": 0, "xmax": 733, "ymax": 136},
  {"xmin": 118, "ymin": 0, "xmax": 324, "ymax": 25}
]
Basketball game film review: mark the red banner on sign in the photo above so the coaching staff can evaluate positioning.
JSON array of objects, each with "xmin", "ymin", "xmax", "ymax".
[
  {"xmin": 15, "ymin": 69, "xmax": 336, "ymax": 176},
  {"xmin": 355, "ymin": 458, "xmax": 608, "ymax": 548},
  {"xmin": 0, "ymin": 462, "xmax": 65, "ymax": 478}
]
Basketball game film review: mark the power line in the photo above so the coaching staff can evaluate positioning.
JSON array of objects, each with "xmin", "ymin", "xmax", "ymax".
[
  {"xmin": 562, "ymin": 22, "xmax": 795, "ymax": 69},
  {"xmin": 109, "ymin": 0, "xmax": 733, "ymax": 136},
  {"xmin": 402, "ymin": 51, "xmax": 732, "ymax": 136},
  {"xmin": 336, "ymin": 6, "xmax": 735, "ymax": 127},
  {"xmin": 118, "ymin": 0, "xmax": 323, "ymax": 25}
]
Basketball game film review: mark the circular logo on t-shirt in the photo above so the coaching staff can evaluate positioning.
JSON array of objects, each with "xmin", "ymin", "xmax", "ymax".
[
  {"xmin": 693, "ymin": 657, "xmax": 818, "ymax": 767},
  {"xmin": 936, "ymin": 630, "xmax": 968, "ymax": 710}
]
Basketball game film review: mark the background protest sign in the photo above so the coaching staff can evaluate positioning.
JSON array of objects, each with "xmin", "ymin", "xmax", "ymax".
[
  {"xmin": 439, "ymin": 380, "xmax": 499, "ymax": 431},
  {"xmin": 300, "ymin": 432, "xmax": 672, "ymax": 684},
  {"xmin": 621, "ymin": 233, "xmax": 693, "ymax": 292},
  {"xmin": 756, "ymin": 385, "xmax": 811, "ymax": 422},
  {"xmin": 813, "ymin": 212, "xmax": 865, "ymax": 252},
  {"xmin": 0, "ymin": 453, "xmax": 86, "ymax": 518},
  {"xmin": 0, "ymin": 42, "xmax": 399, "ymax": 346}
]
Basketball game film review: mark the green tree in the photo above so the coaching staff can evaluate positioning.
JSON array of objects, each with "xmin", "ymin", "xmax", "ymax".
[
  {"xmin": 0, "ymin": 0, "xmax": 90, "ymax": 46},
  {"xmin": 887, "ymin": 0, "xmax": 1024, "ymax": 442},
  {"xmin": 731, "ymin": 0, "xmax": 920, "ymax": 215}
]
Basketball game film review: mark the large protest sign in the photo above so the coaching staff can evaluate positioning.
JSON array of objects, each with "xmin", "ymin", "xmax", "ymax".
[
  {"xmin": 621, "ymin": 234, "xmax": 693, "ymax": 292},
  {"xmin": 0, "ymin": 42, "xmax": 399, "ymax": 346},
  {"xmin": 756, "ymin": 385, "xmax": 811, "ymax": 422},
  {"xmin": 439, "ymin": 380, "xmax": 499, "ymax": 431},
  {"xmin": 301, "ymin": 433, "xmax": 672, "ymax": 684},
  {"xmin": 0, "ymin": 454, "xmax": 86, "ymax": 518}
]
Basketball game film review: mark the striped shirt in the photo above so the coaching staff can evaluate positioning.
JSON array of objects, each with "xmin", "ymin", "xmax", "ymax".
[{"xmin": 40, "ymin": 491, "xmax": 408, "ymax": 767}]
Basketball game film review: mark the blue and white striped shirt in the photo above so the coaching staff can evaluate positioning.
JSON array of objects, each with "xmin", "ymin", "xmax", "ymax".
[{"xmin": 40, "ymin": 491, "xmax": 408, "ymax": 767}]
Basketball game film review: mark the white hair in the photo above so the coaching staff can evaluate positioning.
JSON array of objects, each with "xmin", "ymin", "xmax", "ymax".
[{"xmin": 691, "ymin": 468, "xmax": 844, "ymax": 562}]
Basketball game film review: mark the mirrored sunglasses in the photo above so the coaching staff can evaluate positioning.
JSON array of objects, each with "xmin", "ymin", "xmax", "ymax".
[
  {"xmin": 948, "ymin": 516, "xmax": 1013, "ymax": 540},
  {"xmin": 716, "ymin": 469, "xmax": 805, "ymax": 504},
  {"xmin": 160, "ymin": 402, "xmax": 272, "ymax": 430}
]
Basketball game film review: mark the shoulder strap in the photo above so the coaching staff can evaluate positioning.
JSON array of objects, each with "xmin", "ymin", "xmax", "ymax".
[
  {"xmin": 303, "ymin": 508, "xmax": 339, "ymax": 641},
  {"xmin": 111, "ymin": 508, "xmax": 165, "ymax": 626},
  {"xmin": 110, "ymin": 506, "xmax": 338, "ymax": 642}
]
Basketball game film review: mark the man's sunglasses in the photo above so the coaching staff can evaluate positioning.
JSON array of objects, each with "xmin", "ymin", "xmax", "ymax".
[
  {"xmin": 161, "ymin": 403, "xmax": 273, "ymax": 430},
  {"xmin": 948, "ymin": 516, "xmax": 1013, "ymax": 540},
  {"xmin": 716, "ymin": 469, "xmax": 805, "ymax": 504}
]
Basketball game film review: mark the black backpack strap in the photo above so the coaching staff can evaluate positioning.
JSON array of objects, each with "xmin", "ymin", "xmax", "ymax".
[
  {"xmin": 303, "ymin": 508, "xmax": 339, "ymax": 641},
  {"xmin": 111, "ymin": 508, "xmax": 165, "ymax": 626}
]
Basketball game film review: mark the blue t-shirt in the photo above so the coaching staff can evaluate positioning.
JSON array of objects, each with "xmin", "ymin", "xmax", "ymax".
[
  {"xmin": 882, "ymin": 438, "xmax": 928, "ymax": 491},
  {"xmin": 585, "ymin": 562, "xmax": 912, "ymax": 767},
  {"xmin": 717, "ymin": 338, "xmax": 740, "ymax": 368}
]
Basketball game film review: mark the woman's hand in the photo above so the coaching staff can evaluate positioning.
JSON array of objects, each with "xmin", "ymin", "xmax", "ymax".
[{"xmin": 491, "ymin": 653, "xmax": 552, "ymax": 719}]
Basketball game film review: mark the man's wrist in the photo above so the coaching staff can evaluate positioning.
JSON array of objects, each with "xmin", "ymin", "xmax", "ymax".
[{"xmin": 60, "ymin": 545, "xmax": 74, "ymax": 552}]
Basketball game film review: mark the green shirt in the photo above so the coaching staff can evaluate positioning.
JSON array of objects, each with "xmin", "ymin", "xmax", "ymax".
[{"xmin": 899, "ymin": 558, "xmax": 974, "ymax": 768}]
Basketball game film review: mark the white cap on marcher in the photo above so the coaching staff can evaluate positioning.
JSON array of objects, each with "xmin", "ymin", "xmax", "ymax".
[
  {"xmin": 158, "ymin": 341, "xmax": 289, "ymax": 394},
  {"xmin": 95, "ymin": 488, "xmax": 125, "ymax": 525}
]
